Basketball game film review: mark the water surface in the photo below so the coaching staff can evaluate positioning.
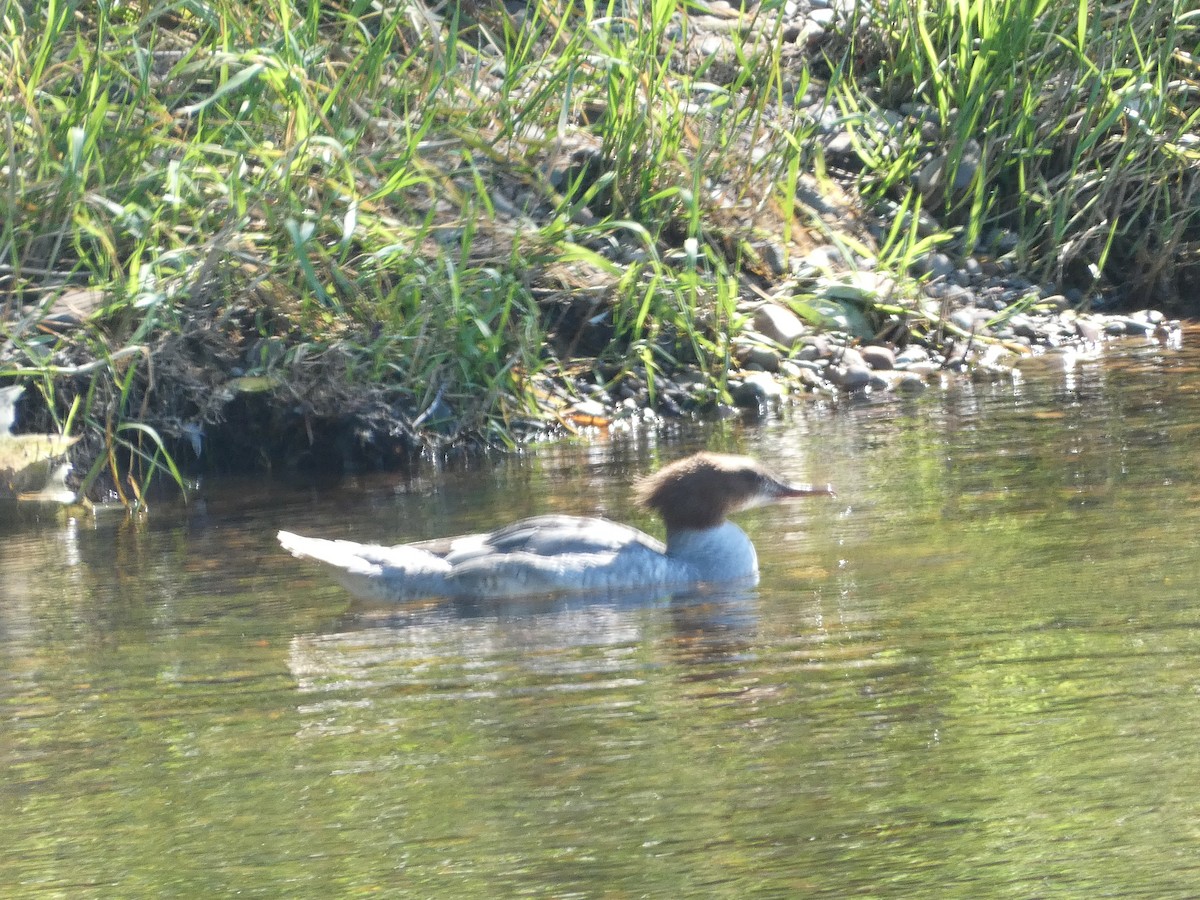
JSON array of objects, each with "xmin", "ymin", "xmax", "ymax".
[{"xmin": 4, "ymin": 338, "xmax": 1200, "ymax": 897}]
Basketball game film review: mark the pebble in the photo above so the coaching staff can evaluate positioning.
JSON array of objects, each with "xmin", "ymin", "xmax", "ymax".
[
  {"xmin": 797, "ymin": 334, "xmax": 831, "ymax": 360},
  {"xmin": 570, "ymin": 399, "xmax": 607, "ymax": 418},
  {"xmin": 822, "ymin": 130, "xmax": 856, "ymax": 160},
  {"xmin": 807, "ymin": 8, "xmax": 836, "ymax": 28},
  {"xmin": 1119, "ymin": 318, "xmax": 1155, "ymax": 336},
  {"xmin": 1009, "ymin": 314, "xmax": 1040, "ymax": 340},
  {"xmin": 901, "ymin": 361, "xmax": 941, "ymax": 376},
  {"xmin": 729, "ymin": 377, "xmax": 773, "ymax": 415},
  {"xmin": 737, "ymin": 336, "xmax": 783, "ymax": 372},
  {"xmin": 830, "ymin": 364, "xmax": 871, "ymax": 390},
  {"xmin": 895, "ymin": 372, "xmax": 928, "ymax": 394},
  {"xmin": 797, "ymin": 367, "xmax": 826, "ymax": 390},
  {"xmin": 1075, "ymin": 319, "xmax": 1104, "ymax": 342},
  {"xmin": 753, "ymin": 303, "xmax": 807, "ymax": 347},
  {"xmin": 861, "ymin": 345, "xmax": 895, "ymax": 370},
  {"xmin": 895, "ymin": 345, "xmax": 930, "ymax": 366},
  {"xmin": 949, "ymin": 309, "xmax": 980, "ymax": 333},
  {"xmin": 913, "ymin": 252, "xmax": 956, "ymax": 280},
  {"xmin": 742, "ymin": 370, "xmax": 785, "ymax": 402},
  {"xmin": 836, "ymin": 346, "xmax": 867, "ymax": 369}
]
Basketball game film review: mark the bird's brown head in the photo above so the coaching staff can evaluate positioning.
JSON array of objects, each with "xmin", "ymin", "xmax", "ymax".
[{"xmin": 635, "ymin": 452, "xmax": 834, "ymax": 532}]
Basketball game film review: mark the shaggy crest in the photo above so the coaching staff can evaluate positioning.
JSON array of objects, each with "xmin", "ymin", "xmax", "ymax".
[{"xmin": 637, "ymin": 452, "xmax": 784, "ymax": 531}]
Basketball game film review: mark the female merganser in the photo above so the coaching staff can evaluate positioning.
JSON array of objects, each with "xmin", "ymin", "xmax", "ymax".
[{"xmin": 278, "ymin": 452, "xmax": 834, "ymax": 601}]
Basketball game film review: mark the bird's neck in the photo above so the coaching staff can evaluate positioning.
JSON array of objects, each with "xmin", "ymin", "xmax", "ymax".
[{"xmin": 664, "ymin": 521, "xmax": 759, "ymax": 583}]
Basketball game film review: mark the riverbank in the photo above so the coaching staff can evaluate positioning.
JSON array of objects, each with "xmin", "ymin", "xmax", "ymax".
[{"xmin": 1, "ymin": 1, "xmax": 1194, "ymax": 502}]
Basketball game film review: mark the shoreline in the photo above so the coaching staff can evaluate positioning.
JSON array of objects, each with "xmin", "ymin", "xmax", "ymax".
[{"xmin": 1, "ymin": 1, "xmax": 1193, "ymax": 502}]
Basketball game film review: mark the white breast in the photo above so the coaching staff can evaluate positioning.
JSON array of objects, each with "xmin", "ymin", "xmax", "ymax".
[{"xmin": 664, "ymin": 522, "xmax": 759, "ymax": 585}]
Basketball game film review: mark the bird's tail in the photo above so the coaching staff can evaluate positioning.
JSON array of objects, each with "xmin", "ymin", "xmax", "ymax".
[{"xmin": 278, "ymin": 531, "xmax": 450, "ymax": 601}]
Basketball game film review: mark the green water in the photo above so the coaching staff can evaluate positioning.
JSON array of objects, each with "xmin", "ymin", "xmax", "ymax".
[{"xmin": 4, "ymin": 340, "xmax": 1200, "ymax": 897}]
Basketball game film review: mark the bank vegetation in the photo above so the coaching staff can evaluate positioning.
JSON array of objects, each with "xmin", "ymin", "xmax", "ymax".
[{"xmin": 1, "ymin": 0, "xmax": 1196, "ymax": 504}]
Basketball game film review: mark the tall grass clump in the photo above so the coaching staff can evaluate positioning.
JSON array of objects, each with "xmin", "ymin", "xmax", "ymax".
[
  {"xmin": 1, "ymin": 0, "xmax": 840, "ymax": 498},
  {"xmin": 836, "ymin": 0, "xmax": 1200, "ymax": 305}
]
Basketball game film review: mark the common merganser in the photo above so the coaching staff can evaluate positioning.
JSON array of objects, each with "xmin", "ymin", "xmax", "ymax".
[{"xmin": 278, "ymin": 452, "xmax": 834, "ymax": 601}]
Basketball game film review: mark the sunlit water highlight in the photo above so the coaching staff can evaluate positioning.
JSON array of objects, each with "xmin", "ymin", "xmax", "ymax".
[{"xmin": 4, "ymin": 337, "xmax": 1200, "ymax": 897}]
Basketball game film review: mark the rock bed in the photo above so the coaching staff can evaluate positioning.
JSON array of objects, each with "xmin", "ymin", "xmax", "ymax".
[{"xmin": 561, "ymin": 294, "xmax": 1182, "ymax": 425}]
